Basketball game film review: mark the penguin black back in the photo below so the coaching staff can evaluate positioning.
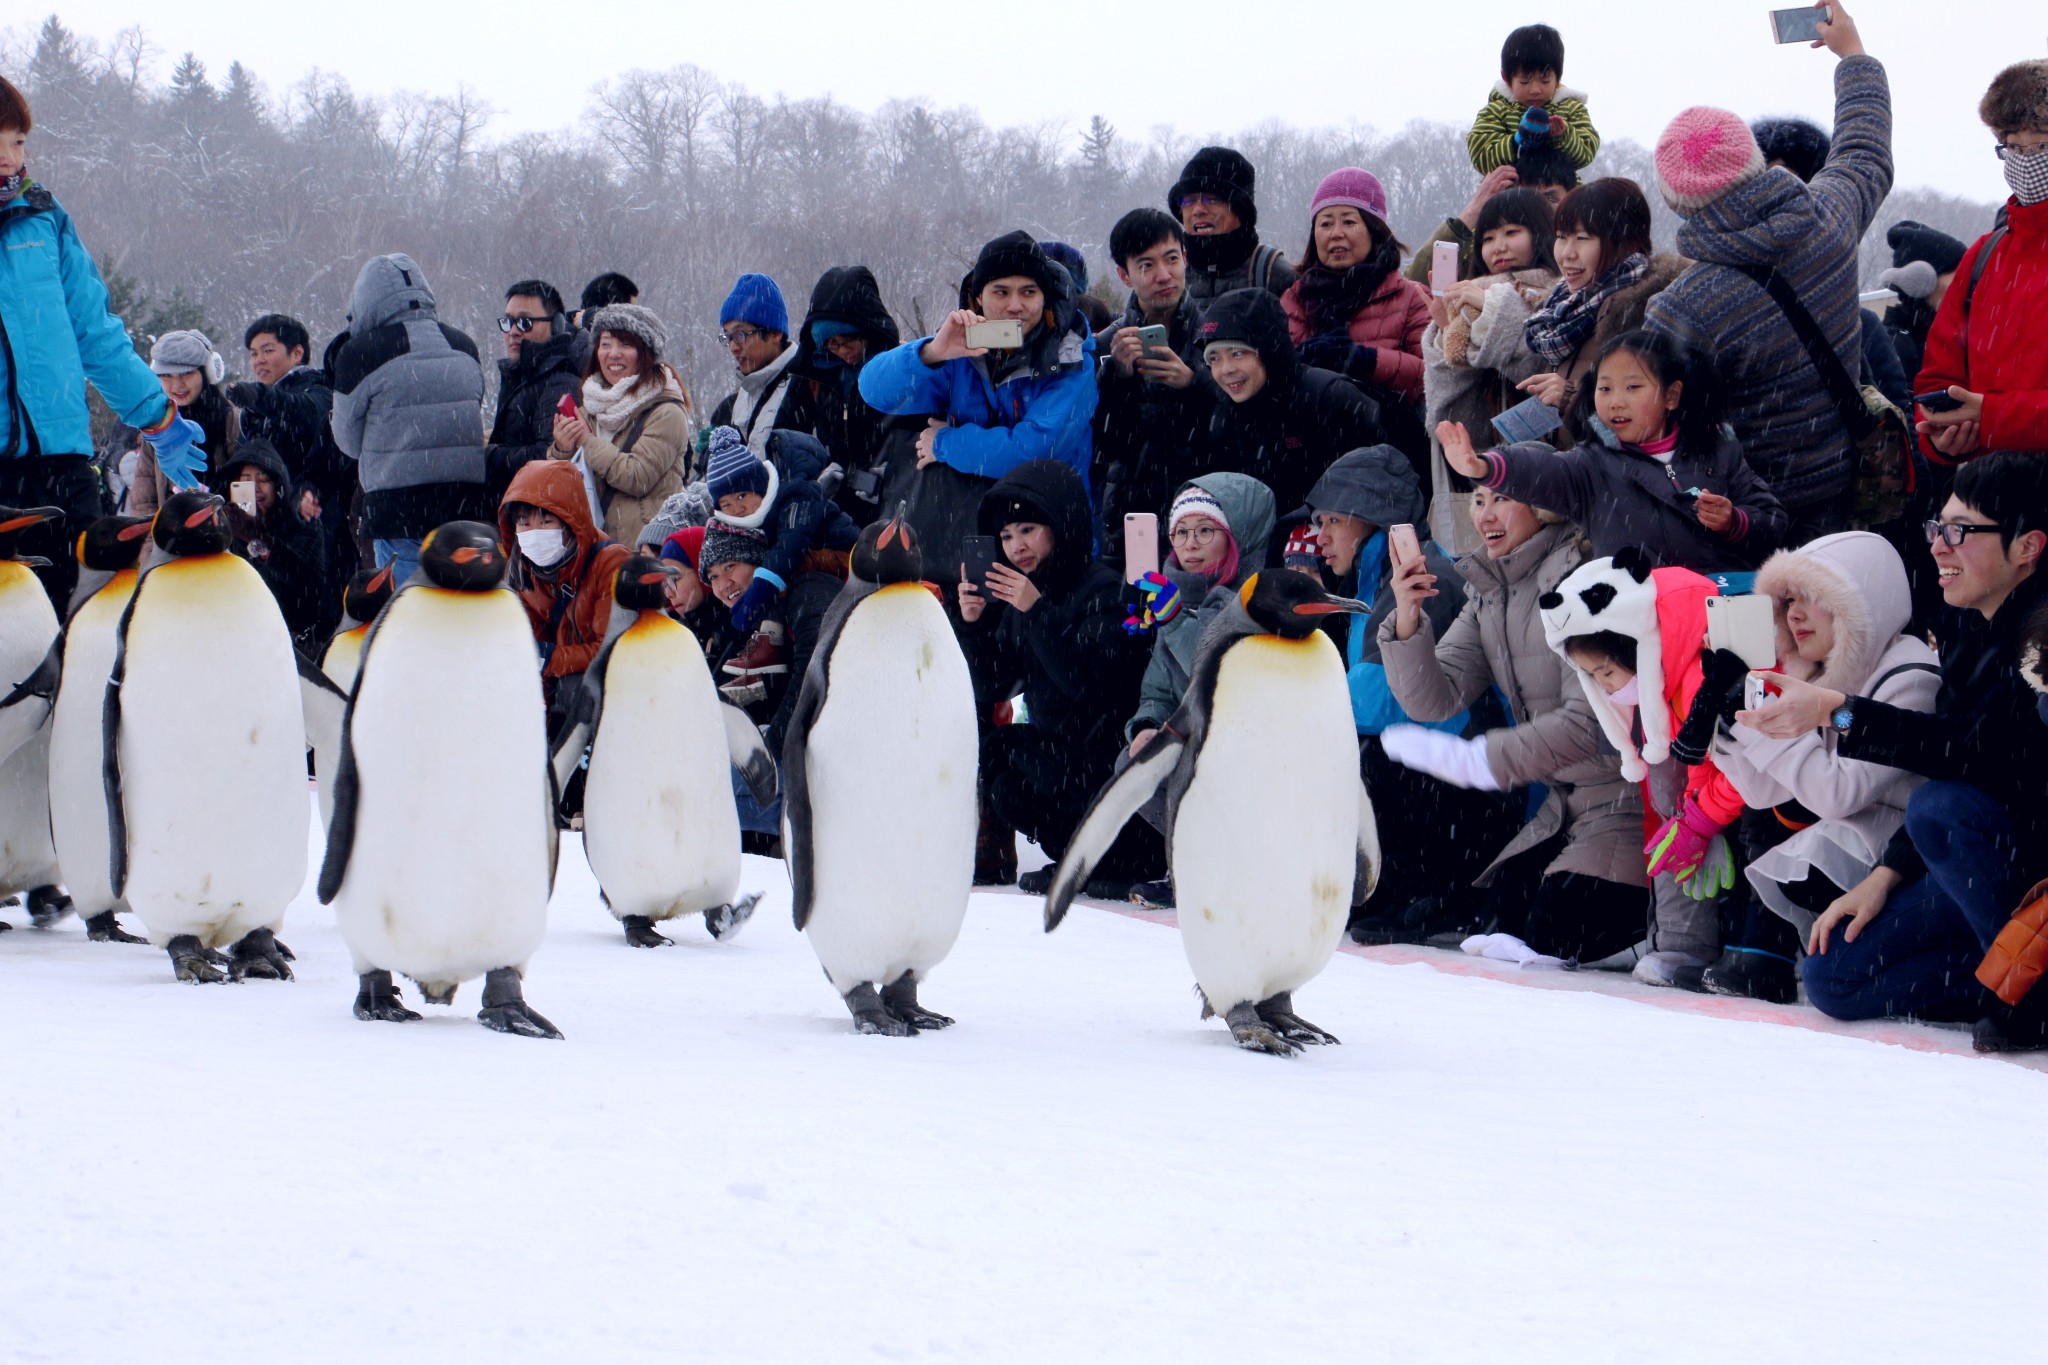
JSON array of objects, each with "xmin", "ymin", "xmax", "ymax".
[
  {"xmin": 851, "ymin": 508, "xmax": 923, "ymax": 586},
  {"xmin": 418, "ymin": 522, "xmax": 506, "ymax": 591},
  {"xmin": 340, "ymin": 565, "xmax": 397, "ymax": 623},
  {"xmin": 0, "ymin": 505, "xmax": 62, "ymax": 564},
  {"xmin": 75, "ymin": 515, "xmax": 153, "ymax": 572},
  {"xmin": 612, "ymin": 554, "xmax": 677, "ymax": 612},
  {"xmin": 1238, "ymin": 569, "xmax": 1371, "ymax": 639},
  {"xmin": 151, "ymin": 492, "xmax": 231, "ymax": 556}
]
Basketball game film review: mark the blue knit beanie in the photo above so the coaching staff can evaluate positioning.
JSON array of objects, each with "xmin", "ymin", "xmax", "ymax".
[
  {"xmin": 1040, "ymin": 241, "xmax": 1090, "ymax": 295},
  {"xmin": 720, "ymin": 273, "xmax": 789, "ymax": 336},
  {"xmin": 704, "ymin": 426, "xmax": 770, "ymax": 504}
]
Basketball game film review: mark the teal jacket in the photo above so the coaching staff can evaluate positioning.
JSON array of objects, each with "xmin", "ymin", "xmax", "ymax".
[
  {"xmin": 1345, "ymin": 530, "xmax": 1470, "ymax": 737},
  {"xmin": 0, "ymin": 183, "xmax": 170, "ymax": 459}
]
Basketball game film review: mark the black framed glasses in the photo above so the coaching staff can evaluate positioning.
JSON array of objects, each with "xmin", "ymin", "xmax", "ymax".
[
  {"xmin": 498, "ymin": 315, "xmax": 547, "ymax": 334},
  {"xmin": 1924, "ymin": 519, "xmax": 2004, "ymax": 548}
]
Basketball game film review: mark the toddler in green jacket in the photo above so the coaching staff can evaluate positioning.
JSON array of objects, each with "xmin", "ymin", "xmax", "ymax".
[{"xmin": 1468, "ymin": 23, "xmax": 1601, "ymax": 175}]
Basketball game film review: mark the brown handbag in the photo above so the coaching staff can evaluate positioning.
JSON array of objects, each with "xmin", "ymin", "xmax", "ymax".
[{"xmin": 1977, "ymin": 878, "xmax": 2048, "ymax": 1007}]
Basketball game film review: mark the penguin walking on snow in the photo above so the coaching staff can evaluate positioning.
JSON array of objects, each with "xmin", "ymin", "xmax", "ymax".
[
  {"xmin": 319, "ymin": 522, "xmax": 562, "ymax": 1038},
  {"xmin": 36, "ymin": 513, "xmax": 157, "ymax": 943},
  {"xmin": 1044, "ymin": 570, "xmax": 1381, "ymax": 1057},
  {"xmin": 311, "ymin": 565, "xmax": 395, "ymax": 831},
  {"xmin": 0, "ymin": 506, "xmax": 67, "ymax": 934},
  {"xmin": 105, "ymin": 492, "xmax": 308, "ymax": 982},
  {"xmin": 551, "ymin": 555, "xmax": 777, "ymax": 948},
  {"xmin": 781, "ymin": 510, "xmax": 978, "ymax": 1035}
]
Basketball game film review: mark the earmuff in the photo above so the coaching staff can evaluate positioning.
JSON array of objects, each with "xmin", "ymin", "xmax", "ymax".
[{"xmin": 203, "ymin": 349, "xmax": 226, "ymax": 386}]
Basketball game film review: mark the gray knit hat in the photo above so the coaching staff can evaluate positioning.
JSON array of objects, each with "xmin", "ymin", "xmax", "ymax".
[
  {"xmin": 588, "ymin": 303, "xmax": 667, "ymax": 361},
  {"xmin": 699, "ymin": 522, "xmax": 770, "ymax": 573},
  {"xmin": 1295, "ymin": 445, "xmax": 1427, "ymax": 528},
  {"xmin": 149, "ymin": 329, "xmax": 222, "ymax": 378}
]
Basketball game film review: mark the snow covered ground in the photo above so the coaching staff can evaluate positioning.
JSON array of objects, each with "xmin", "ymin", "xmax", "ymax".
[{"xmin": 3, "ymin": 803, "xmax": 2042, "ymax": 1363}]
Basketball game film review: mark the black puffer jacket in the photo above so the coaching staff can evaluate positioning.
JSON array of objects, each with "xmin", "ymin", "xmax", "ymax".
[
  {"xmin": 1197, "ymin": 288, "xmax": 1382, "ymax": 529},
  {"xmin": 1092, "ymin": 290, "xmax": 1213, "ymax": 561},
  {"xmin": 213, "ymin": 437, "xmax": 332, "ymax": 649},
  {"xmin": 791, "ymin": 266, "xmax": 911, "ymax": 527},
  {"xmin": 487, "ymin": 328, "xmax": 584, "ymax": 497},
  {"xmin": 962, "ymin": 458, "xmax": 1150, "ymax": 781}
]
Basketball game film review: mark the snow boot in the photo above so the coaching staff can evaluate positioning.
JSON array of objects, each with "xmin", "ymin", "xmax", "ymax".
[{"xmin": 1701, "ymin": 948, "xmax": 1799, "ymax": 1004}]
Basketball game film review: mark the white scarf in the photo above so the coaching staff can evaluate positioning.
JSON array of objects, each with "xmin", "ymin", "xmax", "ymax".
[{"xmin": 581, "ymin": 373, "xmax": 667, "ymax": 437}]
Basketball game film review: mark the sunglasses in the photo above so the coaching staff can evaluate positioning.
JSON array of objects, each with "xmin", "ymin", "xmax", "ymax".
[
  {"xmin": 498, "ymin": 315, "xmax": 550, "ymax": 334},
  {"xmin": 1923, "ymin": 519, "xmax": 2004, "ymax": 548}
]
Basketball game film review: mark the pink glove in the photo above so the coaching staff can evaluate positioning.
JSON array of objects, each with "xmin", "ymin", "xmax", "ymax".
[{"xmin": 1644, "ymin": 800, "xmax": 1725, "ymax": 881}]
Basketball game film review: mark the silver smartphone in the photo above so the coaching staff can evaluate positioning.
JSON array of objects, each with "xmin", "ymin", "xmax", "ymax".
[
  {"xmin": 1770, "ymin": 5, "xmax": 1828, "ymax": 44},
  {"xmin": 964, "ymin": 319, "xmax": 1025, "ymax": 350}
]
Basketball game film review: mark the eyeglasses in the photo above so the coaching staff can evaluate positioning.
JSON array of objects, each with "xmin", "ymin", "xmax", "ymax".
[
  {"xmin": 1994, "ymin": 141, "xmax": 2048, "ymax": 161},
  {"xmin": 720, "ymin": 327, "xmax": 766, "ymax": 348},
  {"xmin": 1170, "ymin": 524, "xmax": 1223, "ymax": 548},
  {"xmin": 1924, "ymin": 519, "xmax": 2004, "ymax": 548},
  {"xmin": 498, "ymin": 315, "xmax": 548, "ymax": 334},
  {"xmin": 1178, "ymin": 192, "xmax": 1226, "ymax": 210}
]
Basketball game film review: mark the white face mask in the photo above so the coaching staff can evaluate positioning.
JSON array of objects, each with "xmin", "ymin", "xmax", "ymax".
[
  {"xmin": 518, "ymin": 527, "xmax": 571, "ymax": 568},
  {"xmin": 1609, "ymin": 676, "xmax": 1641, "ymax": 707}
]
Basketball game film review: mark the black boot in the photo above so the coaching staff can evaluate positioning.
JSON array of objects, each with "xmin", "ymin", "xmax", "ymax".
[
  {"xmin": 477, "ymin": 967, "xmax": 563, "ymax": 1039},
  {"xmin": 1701, "ymin": 948, "xmax": 1799, "ymax": 1004},
  {"xmin": 353, "ymin": 970, "xmax": 421, "ymax": 1023}
]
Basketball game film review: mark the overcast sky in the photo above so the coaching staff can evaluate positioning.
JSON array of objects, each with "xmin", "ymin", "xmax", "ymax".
[{"xmin": 15, "ymin": 1, "xmax": 2043, "ymax": 204}]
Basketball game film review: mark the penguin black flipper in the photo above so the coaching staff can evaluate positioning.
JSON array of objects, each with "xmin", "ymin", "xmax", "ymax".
[
  {"xmin": 296, "ymin": 650, "xmax": 350, "ymax": 758},
  {"xmin": 1354, "ymin": 771, "xmax": 1382, "ymax": 906},
  {"xmin": 780, "ymin": 577, "xmax": 879, "ymax": 932},
  {"xmin": 547, "ymin": 638, "xmax": 613, "ymax": 815},
  {"xmin": 723, "ymin": 703, "xmax": 777, "ymax": 806},
  {"xmin": 316, "ymin": 590, "xmax": 406, "ymax": 906},
  {"xmin": 0, "ymin": 633, "xmax": 61, "ymax": 765},
  {"xmin": 101, "ymin": 566, "xmax": 155, "ymax": 899},
  {"xmin": 1044, "ymin": 731, "xmax": 1186, "ymax": 932}
]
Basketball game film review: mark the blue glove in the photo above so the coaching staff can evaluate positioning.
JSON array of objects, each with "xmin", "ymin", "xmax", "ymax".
[
  {"xmin": 1122, "ymin": 571, "xmax": 1182, "ymax": 635},
  {"xmin": 729, "ymin": 576, "xmax": 780, "ymax": 635},
  {"xmin": 145, "ymin": 416, "xmax": 210, "ymax": 491},
  {"xmin": 1514, "ymin": 105, "xmax": 1554, "ymax": 152}
]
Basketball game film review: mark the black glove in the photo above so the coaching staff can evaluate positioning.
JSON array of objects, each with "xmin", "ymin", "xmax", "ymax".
[
  {"xmin": 224, "ymin": 381, "xmax": 266, "ymax": 410},
  {"xmin": 1671, "ymin": 647, "xmax": 1752, "ymax": 766},
  {"xmin": 1297, "ymin": 334, "xmax": 1354, "ymax": 371}
]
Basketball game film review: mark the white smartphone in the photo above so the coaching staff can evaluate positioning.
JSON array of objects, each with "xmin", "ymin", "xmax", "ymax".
[
  {"xmin": 1706, "ymin": 594, "xmax": 1779, "ymax": 669},
  {"xmin": 229, "ymin": 480, "xmax": 258, "ymax": 516},
  {"xmin": 1769, "ymin": 5, "xmax": 1828, "ymax": 44},
  {"xmin": 964, "ymin": 319, "xmax": 1025, "ymax": 350},
  {"xmin": 1430, "ymin": 241, "xmax": 1461, "ymax": 297},
  {"xmin": 1123, "ymin": 512, "xmax": 1159, "ymax": 585},
  {"xmin": 1387, "ymin": 522, "xmax": 1423, "ymax": 570}
]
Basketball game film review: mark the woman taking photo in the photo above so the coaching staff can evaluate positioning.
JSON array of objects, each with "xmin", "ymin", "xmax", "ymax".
[{"xmin": 550, "ymin": 304, "xmax": 691, "ymax": 548}]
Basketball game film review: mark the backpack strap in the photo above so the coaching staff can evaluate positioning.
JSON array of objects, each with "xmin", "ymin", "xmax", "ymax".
[
  {"xmin": 1867, "ymin": 661, "xmax": 1940, "ymax": 694},
  {"xmin": 1956, "ymin": 225, "xmax": 2007, "ymax": 358},
  {"xmin": 1731, "ymin": 264, "xmax": 1872, "ymax": 439},
  {"xmin": 616, "ymin": 396, "xmax": 682, "ymax": 455},
  {"xmin": 1251, "ymin": 244, "xmax": 1279, "ymax": 293}
]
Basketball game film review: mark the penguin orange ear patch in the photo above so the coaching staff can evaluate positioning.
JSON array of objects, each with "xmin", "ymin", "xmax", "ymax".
[
  {"xmin": 1238, "ymin": 574, "xmax": 1260, "ymax": 608},
  {"xmin": 183, "ymin": 505, "xmax": 217, "ymax": 529},
  {"xmin": 368, "ymin": 565, "xmax": 394, "ymax": 592},
  {"xmin": 0, "ymin": 513, "xmax": 48, "ymax": 533},
  {"xmin": 117, "ymin": 521, "xmax": 151, "ymax": 541},
  {"xmin": 878, "ymin": 521, "xmax": 899, "ymax": 550}
]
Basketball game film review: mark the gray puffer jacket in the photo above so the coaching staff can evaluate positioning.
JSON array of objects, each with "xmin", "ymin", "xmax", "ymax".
[
  {"xmin": 1378, "ymin": 522, "xmax": 1647, "ymax": 887},
  {"xmin": 330, "ymin": 253, "xmax": 490, "ymax": 539}
]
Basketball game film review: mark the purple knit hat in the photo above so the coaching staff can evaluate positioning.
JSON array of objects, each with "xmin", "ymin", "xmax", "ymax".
[
  {"xmin": 1308, "ymin": 168, "xmax": 1390, "ymax": 227},
  {"xmin": 1655, "ymin": 106, "xmax": 1768, "ymax": 215}
]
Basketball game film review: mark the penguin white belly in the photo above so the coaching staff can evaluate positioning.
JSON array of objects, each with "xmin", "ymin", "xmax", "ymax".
[
  {"xmin": 1173, "ymin": 635, "xmax": 1358, "ymax": 1011},
  {"xmin": 117, "ymin": 557, "xmax": 308, "ymax": 947},
  {"xmin": 799, "ymin": 584, "xmax": 978, "ymax": 992},
  {"xmin": 48, "ymin": 573, "xmax": 134, "ymax": 916},
  {"xmin": 331, "ymin": 588, "xmax": 551, "ymax": 984},
  {"xmin": 583, "ymin": 617, "xmax": 739, "ymax": 922},
  {"xmin": 0, "ymin": 564, "xmax": 61, "ymax": 895},
  {"xmin": 314, "ymin": 625, "xmax": 370, "ymax": 829}
]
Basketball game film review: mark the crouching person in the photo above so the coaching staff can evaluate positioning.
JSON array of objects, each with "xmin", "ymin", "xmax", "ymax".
[
  {"xmin": 498, "ymin": 460, "xmax": 630, "ymax": 722},
  {"xmin": 215, "ymin": 437, "xmax": 333, "ymax": 652}
]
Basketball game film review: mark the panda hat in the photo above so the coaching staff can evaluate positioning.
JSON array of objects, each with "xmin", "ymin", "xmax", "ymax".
[{"xmin": 1538, "ymin": 547, "xmax": 1672, "ymax": 783}]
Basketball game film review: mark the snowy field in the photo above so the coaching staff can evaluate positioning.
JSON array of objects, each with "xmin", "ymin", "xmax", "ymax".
[{"xmin": 2, "ymin": 800, "xmax": 2042, "ymax": 1364}]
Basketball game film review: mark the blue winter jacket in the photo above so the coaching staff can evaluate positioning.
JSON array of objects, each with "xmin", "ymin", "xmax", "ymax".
[
  {"xmin": 1345, "ymin": 531, "xmax": 1470, "ymax": 737},
  {"xmin": 858, "ymin": 316, "xmax": 1099, "ymax": 492},
  {"xmin": 0, "ymin": 183, "xmax": 171, "ymax": 458}
]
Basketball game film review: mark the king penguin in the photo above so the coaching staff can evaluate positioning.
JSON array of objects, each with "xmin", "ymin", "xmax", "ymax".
[
  {"xmin": 0, "ymin": 506, "xmax": 66, "ymax": 933},
  {"xmin": 319, "ymin": 521, "xmax": 562, "ymax": 1038},
  {"xmin": 37, "ymin": 513, "xmax": 156, "ymax": 943},
  {"xmin": 105, "ymin": 492, "xmax": 309, "ymax": 981},
  {"xmin": 780, "ymin": 510, "xmax": 978, "ymax": 1034},
  {"xmin": 551, "ymin": 554, "xmax": 777, "ymax": 947},
  {"xmin": 1044, "ymin": 570, "xmax": 1381, "ymax": 1057},
  {"xmin": 310, "ymin": 565, "xmax": 395, "ymax": 831}
]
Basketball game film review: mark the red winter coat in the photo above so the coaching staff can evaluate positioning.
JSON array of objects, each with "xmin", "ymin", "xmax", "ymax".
[
  {"xmin": 1648, "ymin": 567, "xmax": 1745, "ymax": 829},
  {"xmin": 1913, "ymin": 196, "xmax": 2048, "ymax": 462},
  {"xmin": 1281, "ymin": 276, "xmax": 1431, "ymax": 401}
]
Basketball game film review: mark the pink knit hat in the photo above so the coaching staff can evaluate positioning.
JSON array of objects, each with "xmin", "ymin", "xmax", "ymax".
[
  {"xmin": 1308, "ymin": 168, "xmax": 1390, "ymax": 227},
  {"xmin": 1655, "ymin": 106, "xmax": 1768, "ymax": 215}
]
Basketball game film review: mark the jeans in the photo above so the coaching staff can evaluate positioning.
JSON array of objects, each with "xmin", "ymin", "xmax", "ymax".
[
  {"xmin": 374, "ymin": 537, "xmax": 423, "ymax": 587},
  {"xmin": 1904, "ymin": 780, "xmax": 2027, "ymax": 948},
  {"xmin": 732, "ymin": 765, "xmax": 781, "ymax": 838}
]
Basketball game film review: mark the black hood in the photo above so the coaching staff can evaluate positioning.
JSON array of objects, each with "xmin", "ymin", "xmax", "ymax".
[
  {"xmin": 497, "ymin": 327, "xmax": 582, "ymax": 385},
  {"xmin": 213, "ymin": 437, "xmax": 295, "ymax": 505},
  {"xmin": 793, "ymin": 265, "xmax": 902, "ymax": 379},
  {"xmin": 977, "ymin": 458, "xmax": 1095, "ymax": 597},
  {"xmin": 1193, "ymin": 287, "xmax": 1300, "ymax": 395}
]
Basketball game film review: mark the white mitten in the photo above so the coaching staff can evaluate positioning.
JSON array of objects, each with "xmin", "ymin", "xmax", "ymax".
[{"xmin": 1380, "ymin": 723, "xmax": 1501, "ymax": 791}]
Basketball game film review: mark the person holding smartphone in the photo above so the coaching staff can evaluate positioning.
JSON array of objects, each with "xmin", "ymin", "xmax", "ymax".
[{"xmin": 211, "ymin": 438, "xmax": 332, "ymax": 651}]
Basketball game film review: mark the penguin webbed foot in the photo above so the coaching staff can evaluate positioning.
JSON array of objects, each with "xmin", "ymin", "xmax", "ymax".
[
  {"xmin": 703, "ymin": 891, "xmax": 761, "ymax": 942},
  {"xmin": 227, "ymin": 928, "xmax": 295, "ymax": 982},
  {"xmin": 477, "ymin": 967, "xmax": 563, "ymax": 1039},
  {"xmin": 843, "ymin": 983, "xmax": 915, "ymax": 1037},
  {"xmin": 882, "ymin": 972, "xmax": 953, "ymax": 1031},
  {"xmin": 353, "ymin": 969, "xmax": 421, "ymax": 1023},
  {"xmin": 84, "ymin": 911, "xmax": 149, "ymax": 944},
  {"xmin": 167, "ymin": 935, "xmax": 227, "ymax": 984},
  {"xmin": 1223, "ymin": 1001, "xmax": 1301, "ymax": 1058},
  {"xmin": 27, "ymin": 886, "xmax": 74, "ymax": 930},
  {"xmin": 1255, "ymin": 992, "xmax": 1340, "ymax": 1047},
  {"xmin": 621, "ymin": 914, "xmax": 674, "ymax": 949}
]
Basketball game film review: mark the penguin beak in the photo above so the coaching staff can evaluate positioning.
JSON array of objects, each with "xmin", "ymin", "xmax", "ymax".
[{"xmin": 1292, "ymin": 595, "xmax": 1371, "ymax": 616}]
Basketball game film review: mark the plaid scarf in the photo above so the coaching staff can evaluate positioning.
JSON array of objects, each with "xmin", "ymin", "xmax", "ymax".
[{"xmin": 1523, "ymin": 253, "xmax": 1651, "ymax": 367}]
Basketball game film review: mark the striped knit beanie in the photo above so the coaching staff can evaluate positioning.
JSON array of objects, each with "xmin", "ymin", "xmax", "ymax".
[
  {"xmin": 1168, "ymin": 486, "xmax": 1231, "ymax": 537},
  {"xmin": 704, "ymin": 425, "xmax": 769, "ymax": 504}
]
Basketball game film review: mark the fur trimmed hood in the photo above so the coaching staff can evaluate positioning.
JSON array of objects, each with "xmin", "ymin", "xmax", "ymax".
[
  {"xmin": 1752, "ymin": 531, "xmax": 1911, "ymax": 692},
  {"xmin": 1591, "ymin": 252, "xmax": 1692, "ymax": 353}
]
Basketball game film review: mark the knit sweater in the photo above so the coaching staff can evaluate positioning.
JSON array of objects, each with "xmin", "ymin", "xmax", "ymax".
[{"xmin": 1467, "ymin": 83, "xmax": 1600, "ymax": 174}]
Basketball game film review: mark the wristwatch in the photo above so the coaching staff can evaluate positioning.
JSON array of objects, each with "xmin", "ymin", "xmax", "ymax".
[{"xmin": 1830, "ymin": 698, "xmax": 1856, "ymax": 735}]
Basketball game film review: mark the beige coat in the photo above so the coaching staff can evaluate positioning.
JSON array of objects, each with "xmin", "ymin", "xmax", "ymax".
[
  {"xmin": 1378, "ymin": 522, "xmax": 1648, "ymax": 887},
  {"xmin": 565, "ymin": 393, "xmax": 692, "ymax": 548}
]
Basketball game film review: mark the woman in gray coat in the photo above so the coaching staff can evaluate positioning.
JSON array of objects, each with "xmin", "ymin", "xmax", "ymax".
[{"xmin": 1375, "ymin": 486, "xmax": 1649, "ymax": 961}]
